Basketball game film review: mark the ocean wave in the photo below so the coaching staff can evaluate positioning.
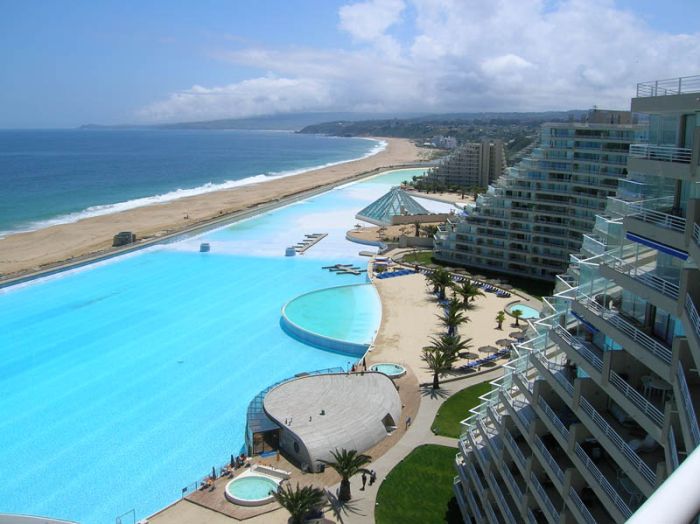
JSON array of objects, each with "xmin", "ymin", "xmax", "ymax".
[{"xmin": 0, "ymin": 139, "xmax": 387, "ymax": 239}]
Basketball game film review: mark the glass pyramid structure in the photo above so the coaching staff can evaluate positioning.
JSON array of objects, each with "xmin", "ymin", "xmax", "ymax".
[{"xmin": 355, "ymin": 187, "xmax": 430, "ymax": 226}]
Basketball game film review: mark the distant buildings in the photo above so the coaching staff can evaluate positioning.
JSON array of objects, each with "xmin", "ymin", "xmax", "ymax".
[
  {"xmin": 430, "ymin": 135, "xmax": 458, "ymax": 149},
  {"xmin": 453, "ymin": 74, "xmax": 700, "ymax": 523},
  {"xmin": 434, "ymin": 110, "xmax": 641, "ymax": 281},
  {"xmin": 425, "ymin": 140, "xmax": 506, "ymax": 189}
]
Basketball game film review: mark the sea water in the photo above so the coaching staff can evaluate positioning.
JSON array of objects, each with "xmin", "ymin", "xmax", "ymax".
[{"xmin": 0, "ymin": 167, "xmax": 452, "ymax": 523}]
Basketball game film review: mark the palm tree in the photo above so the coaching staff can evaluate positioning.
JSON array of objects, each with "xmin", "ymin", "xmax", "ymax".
[
  {"xmin": 319, "ymin": 449, "xmax": 371, "ymax": 502},
  {"xmin": 496, "ymin": 311, "xmax": 506, "ymax": 329},
  {"xmin": 512, "ymin": 309, "xmax": 524, "ymax": 326},
  {"xmin": 437, "ymin": 298, "xmax": 469, "ymax": 336},
  {"xmin": 422, "ymin": 344, "xmax": 460, "ymax": 389},
  {"xmin": 451, "ymin": 281, "xmax": 485, "ymax": 307},
  {"xmin": 425, "ymin": 267, "xmax": 452, "ymax": 300},
  {"xmin": 272, "ymin": 483, "xmax": 326, "ymax": 524},
  {"xmin": 423, "ymin": 333, "xmax": 473, "ymax": 361},
  {"xmin": 413, "ymin": 220, "xmax": 421, "ymax": 237}
]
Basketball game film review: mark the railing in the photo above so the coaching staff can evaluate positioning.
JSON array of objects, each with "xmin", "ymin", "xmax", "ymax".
[
  {"xmin": 465, "ymin": 486, "xmax": 485, "ymax": 522},
  {"xmin": 490, "ymin": 472, "xmax": 518, "ymax": 524},
  {"xmin": 538, "ymin": 396, "xmax": 570, "ymax": 440},
  {"xmin": 629, "ymin": 143, "xmax": 692, "ymax": 164},
  {"xmin": 685, "ymin": 294, "xmax": 700, "ymax": 348},
  {"xmin": 553, "ymin": 325, "xmax": 603, "ymax": 372},
  {"xmin": 531, "ymin": 350, "xmax": 575, "ymax": 397},
  {"xmin": 636, "ymin": 75, "xmax": 700, "ymax": 97},
  {"xmin": 578, "ymin": 396, "xmax": 657, "ymax": 487},
  {"xmin": 574, "ymin": 443, "xmax": 633, "ymax": 520},
  {"xmin": 502, "ymin": 464, "xmax": 523, "ymax": 498},
  {"xmin": 634, "ymin": 268, "xmax": 680, "ymax": 300},
  {"xmin": 676, "ymin": 365, "xmax": 700, "ymax": 449},
  {"xmin": 467, "ymin": 460, "xmax": 486, "ymax": 497},
  {"xmin": 668, "ymin": 425, "xmax": 680, "ymax": 473},
  {"xmin": 534, "ymin": 435, "xmax": 565, "ymax": 483},
  {"xmin": 582, "ymin": 234, "xmax": 607, "ymax": 256},
  {"xmin": 512, "ymin": 397, "xmax": 535, "ymax": 428},
  {"xmin": 484, "ymin": 498, "xmax": 499, "ymax": 524},
  {"xmin": 609, "ymin": 370, "xmax": 664, "ymax": 427},
  {"xmin": 504, "ymin": 429, "xmax": 528, "ymax": 469},
  {"xmin": 569, "ymin": 486, "xmax": 597, "ymax": 524},
  {"xmin": 530, "ymin": 471, "xmax": 560, "ymax": 522},
  {"xmin": 527, "ymin": 508, "xmax": 538, "ymax": 524},
  {"xmin": 694, "ymin": 223, "xmax": 700, "ymax": 247},
  {"xmin": 577, "ymin": 295, "xmax": 673, "ymax": 365}
]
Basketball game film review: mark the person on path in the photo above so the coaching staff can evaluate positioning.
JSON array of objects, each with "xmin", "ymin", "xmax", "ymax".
[
  {"xmin": 361, "ymin": 472, "xmax": 368, "ymax": 490},
  {"xmin": 369, "ymin": 470, "xmax": 377, "ymax": 485},
  {"xmin": 405, "ymin": 415, "xmax": 412, "ymax": 429}
]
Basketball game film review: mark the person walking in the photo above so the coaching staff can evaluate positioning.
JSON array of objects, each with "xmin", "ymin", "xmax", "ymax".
[
  {"xmin": 369, "ymin": 470, "xmax": 377, "ymax": 486},
  {"xmin": 361, "ymin": 472, "xmax": 368, "ymax": 491}
]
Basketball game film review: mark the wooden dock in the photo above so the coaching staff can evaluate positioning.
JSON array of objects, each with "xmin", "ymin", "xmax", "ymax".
[{"xmin": 295, "ymin": 233, "xmax": 327, "ymax": 254}]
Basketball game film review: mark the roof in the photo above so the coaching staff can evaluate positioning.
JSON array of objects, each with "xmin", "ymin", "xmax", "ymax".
[
  {"xmin": 263, "ymin": 372, "xmax": 401, "ymax": 466},
  {"xmin": 356, "ymin": 187, "xmax": 430, "ymax": 226}
]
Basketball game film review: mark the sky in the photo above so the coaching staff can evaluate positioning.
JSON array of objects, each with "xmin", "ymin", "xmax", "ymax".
[{"xmin": 1, "ymin": 0, "xmax": 699, "ymax": 128}]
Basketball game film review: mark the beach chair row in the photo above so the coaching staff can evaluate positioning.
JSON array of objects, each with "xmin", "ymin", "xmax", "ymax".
[
  {"xmin": 458, "ymin": 349, "xmax": 510, "ymax": 371},
  {"xmin": 376, "ymin": 269, "xmax": 414, "ymax": 279}
]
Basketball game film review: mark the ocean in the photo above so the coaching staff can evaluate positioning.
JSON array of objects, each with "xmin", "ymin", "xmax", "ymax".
[{"xmin": 0, "ymin": 129, "xmax": 382, "ymax": 237}]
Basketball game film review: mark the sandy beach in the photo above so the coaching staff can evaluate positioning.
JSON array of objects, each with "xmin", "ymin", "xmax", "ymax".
[{"xmin": 0, "ymin": 137, "xmax": 422, "ymax": 281}]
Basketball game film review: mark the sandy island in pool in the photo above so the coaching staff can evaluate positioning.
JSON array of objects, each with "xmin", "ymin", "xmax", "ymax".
[{"xmin": 0, "ymin": 137, "xmax": 422, "ymax": 280}]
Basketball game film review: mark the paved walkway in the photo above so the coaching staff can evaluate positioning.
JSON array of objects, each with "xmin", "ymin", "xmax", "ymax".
[{"xmin": 326, "ymin": 368, "xmax": 504, "ymax": 523}]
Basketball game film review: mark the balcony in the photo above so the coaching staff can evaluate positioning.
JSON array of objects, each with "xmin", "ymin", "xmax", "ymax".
[
  {"xmin": 529, "ymin": 471, "xmax": 560, "ymax": 524},
  {"xmin": 465, "ymin": 485, "xmax": 485, "ymax": 523},
  {"xmin": 582, "ymin": 233, "xmax": 607, "ymax": 256},
  {"xmin": 600, "ymin": 258, "xmax": 680, "ymax": 309},
  {"xmin": 577, "ymin": 396, "xmax": 657, "ymax": 492},
  {"xmin": 453, "ymin": 477, "xmax": 467, "ymax": 516},
  {"xmin": 503, "ymin": 428, "xmax": 529, "ymax": 475},
  {"xmin": 533, "ymin": 434, "xmax": 565, "ymax": 486},
  {"xmin": 608, "ymin": 369, "xmax": 665, "ymax": 430},
  {"xmin": 551, "ymin": 325, "xmax": 603, "ymax": 376},
  {"xmin": 568, "ymin": 487, "xmax": 597, "ymax": 524},
  {"xmin": 537, "ymin": 396, "xmax": 571, "ymax": 444},
  {"xmin": 630, "ymin": 144, "xmax": 692, "ymax": 164},
  {"xmin": 489, "ymin": 471, "xmax": 518, "ymax": 524},
  {"xmin": 501, "ymin": 463, "xmax": 524, "ymax": 501},
  {"xmin": 530, "ymin": 350, "xmax": 575, "ymax": 400},
  {"xmin": 684, "ymin": 294, "xmax": 700, "ymax": 361},
  {"xmin": 478, "ymin": 419, "xmax": 503, "ymax": 463},
  {"xmin": 573, "ymin": 296, "xmax": 672, "ymax": 373},
  {"xmin": 675, "ymin": 365, "xmax": 700, "ymax": 449},
  {"xmin": 573, "ymin": 443, "xmax": 633, "ymax": 522},
  {"xmin": 466, "ymin": 459, "xmax": 487, "ymax": 498}
]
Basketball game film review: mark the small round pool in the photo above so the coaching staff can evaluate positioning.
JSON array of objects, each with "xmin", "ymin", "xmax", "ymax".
[
  {"xmin": 225, "ymin": 474, "xmax": 279, "ymax": 506},
  {"xmin": 370, "ymin": 362, "xmax": 406, "ymax": 378},
  {"xmin": 506, "ymin": 303, "xmax": 540, "ymax": 319}
]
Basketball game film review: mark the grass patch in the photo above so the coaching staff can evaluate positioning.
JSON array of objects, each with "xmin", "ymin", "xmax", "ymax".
[
  {"xmin": 401, "ymin": 250, "xmax": 435, "ymax": 265},
  {"xmin": 375, "ymin": 444, "xmax": 462, "ymax": 524},
  {"xmin": 432, "ymin": 381, "xmax": 492, "ymax": 438}
]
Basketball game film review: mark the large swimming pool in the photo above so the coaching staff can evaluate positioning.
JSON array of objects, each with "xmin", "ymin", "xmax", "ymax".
[{"xmin": 0, "ymin": 168, "xmax": 449, "ymax": 523}]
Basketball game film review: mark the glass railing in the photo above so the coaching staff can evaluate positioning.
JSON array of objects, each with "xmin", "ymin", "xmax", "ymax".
[
  {"xmin": 530, "ymin": 350, "xmax": 575, "ymax": 398},
  {"xmin": 453, "ymin": 476, "xmax": 468, "ymax": 514},
  {"xmin": 636, "ymin": 75, "xmax": 700, "ymax": 97},
  {"xmin": 466, "ymin": 486, "xmax": 485, "ymax": 522},
  {"xmin": 602, "ymin": 256, "xmax": 680, "ymax": 301},
  {"xmin": 569, "ymin": 486, "xmax": 597, "ymax": 524},
  {"xmin": 574, "ymin": 442, "xmax": 633, "ymax": 520},
  {"xmin": 608, "ymin": 370, "xmax": 664, "ymax": 427},
  {"xmin": 578, "ymin": 396, "xmax": 657, "ymax": 487},
  {"xmin": 552, "ymin": 325, "xmax": 603, "ymax": 372},
  {"xmin": 503, "ymin": 429, "xmax": 527, "ymax": 470},
  {"xmin": 676, "ymin": 365, "xmax": 700, "ymax": 449},
  {"xmin": 530, "ymin": 471, "xmax": 560, "ymax": 522},
  {"xmin": 534, "ymin": 435, "xmax": 565, "ymax": 484},
  {"xmin": 467, "ymin": 460, "xmax": 486, "ymax": 497},
  {"xmin": 630, "ymin": 144, "xmax": 692, "ymax": 164},
  {"xmin": 502, "ymin": 464, "xmax": 523, "ymax": 499},
  {"xmin": 537, "ymin": 396, "xmax": 570, "ymax": 440},
  {"xmin": 490, "ymin": 471, "xmax": 518, "ymax": 524}
]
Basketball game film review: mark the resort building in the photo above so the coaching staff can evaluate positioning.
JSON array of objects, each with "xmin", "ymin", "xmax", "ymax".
[
  {"xmin": 425, "ymin": 139, "xmax": 506, "ymax": 189},
  {"xmin": 433, "ymin": 110, "xmax": 641, "ymax": 281},
  {"xmin": 453, "ymin": 75, "xmax": 700, "ymax": 523}
]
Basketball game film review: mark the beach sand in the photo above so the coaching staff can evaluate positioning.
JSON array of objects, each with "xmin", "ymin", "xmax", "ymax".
[{"xmin": 0, "ymin": 137, "xmax": 422, "ymax": 281}]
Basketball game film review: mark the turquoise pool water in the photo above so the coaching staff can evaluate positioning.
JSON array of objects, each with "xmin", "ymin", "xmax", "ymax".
[
  {"xmin": 507, "ymin": 304, "xmax": 540, "ymax": 319},
  {"xmin": 283, "ymin": 284, "xmax": 380, "ymax": 345},
  {"xmin": 369, "ymin": 363, "xmax": 406, "ymax": 377},
  {"xmin": 228, "ymin": 475, "xmax": 278, "ymax": 501},
  {"xmin": 0, "ymin": 168, "xmax": 445, "ymax": 523}
]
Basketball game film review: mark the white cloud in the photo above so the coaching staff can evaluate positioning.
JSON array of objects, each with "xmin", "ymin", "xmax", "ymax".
[{"xmin": 137, "ymin": 0, "xmax": 700, "ymax": 122}]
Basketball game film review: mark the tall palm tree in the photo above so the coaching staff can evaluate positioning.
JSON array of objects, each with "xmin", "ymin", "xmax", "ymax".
[
  {"xmin": 512, "ymin": 309, "xmax": 524, "ymax": 326},
  {"xmin": 272, "ymin": 483, "xmax": 326, "ymax": 524},
  {"xmin": 424, "ymin": 333, "xmax": 473, "ymax": 358},
  {"xmin": 496, "ymin": 311, "xmax": 506, "ymax": 329},
  {"xmin": 319, "ymin": 449, "xmax": 371, "ymax": 502},
  {"xmin": 451, "ymin": 281, "xmax": 485, "ymax": 307},
  {"xmin": 425, "ymin": 267, "xmax": 452, "ymax": 300},
  {"xmin": 422, "ymin": 344, "xmax": 460, "ymax": 389},
  {"xmin": 437, "ymin": 298, "xmax": 470, "ymax": 336}
]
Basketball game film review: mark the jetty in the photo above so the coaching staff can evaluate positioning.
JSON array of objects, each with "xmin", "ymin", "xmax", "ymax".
[
  {"xmin": 294, "ymin": 233, "xmax": 327, "ymax": 254},
  {"xmin": 321, "ymin": 263, "xmax": 367, "ymax": 276}
]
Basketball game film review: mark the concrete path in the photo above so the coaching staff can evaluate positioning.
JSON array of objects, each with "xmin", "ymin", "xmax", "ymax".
[{"xmin": 326, "ymin": 368, "xmax": 503, "ymax": 523}]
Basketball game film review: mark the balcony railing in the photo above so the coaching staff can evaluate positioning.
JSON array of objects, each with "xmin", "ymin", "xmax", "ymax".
[
  {"xmin": 465, "ymin": 487, "xmax": 485, "ymax": 522},
  {"xmin": 502, "ymin": 464, "xmax": 523, "ymax": 499},
  {"xmin": 685, "ymin": 294, "xmax": 700, "ymax": 349},
  {"xmin": 630, "ymin": 143, "xmax": 692, "ymax": 164},
  {"xmin": 538, "ymin": 396, "xmax": 570, "ymax": 440},
  {"xmin": 484, "ymin": 499, "xmax": 499, "ymax": 523},
  {"xmin": 534, "ymin": 435, "xmax": 565, "ymax": 484},
  {"xmin": 553, "ymin": 325, "xmax": 603, "ymax": 373},
  {"xmin": 504, "ymin": 429, "xmax": 528, "ymax": 470},
  {"xmin": 530, "ymin": 471, "xmax": 560, "ymax": 522},
  {"xmin": 601, "ymin": 253, "xmax": 680, "ymax": 300},
  {"xmin": 569, "ymin": 486, "xmax": 597, "ymax": 524},
  {"xmin": 668, "ymin": 426, "xmax": 680, "ymax": 474},
  {"xmin": 694, "ymin": 223, "xmax": 700, "ymax": 247},
  {"xmin": 527, "ymin": 508, "xmax": 538, "ymax": 524},
  {"xmin": 531, "ymin": 350, "xmax": 575, "ymax": 398},
  {"xmin": 512, "ymin": 397, "xmax": 536, "ymax": 428},
  {"xmin": 636, "ymin": 75, "xmax": 700, "ymax": 97},
  {"xmin": 577, "ymin": 295, "xmax": 673, "ymax": 366},
  {"xmin": 467, "ymin": 461, "xmax": 486, "ymax": 497},
  {"xmin": 574, "ymin": 443, "xmax": 633, "ymax": 520},
  {"xmin": 578, "ymin": 396, "xmax": 657, "ymax": 487},
  {"xmin": 490, "ymin": 472, "xmax": 518, "ymax": 524},
  {"xmin": 609, "ymin": 369, "xmax": 664, "ymax": 427},
  {"xmin": 676, "ymin": 365, "xmax": 700, "ymax": 449}
]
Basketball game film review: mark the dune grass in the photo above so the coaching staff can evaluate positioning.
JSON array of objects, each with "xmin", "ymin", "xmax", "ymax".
[
  {"xmin": 432, "ymin": 381, "xmax": 492, "ymax": 438},
  {"xmin": 375, "ymin": 444, "xmax": 462, "ymax": 524}
]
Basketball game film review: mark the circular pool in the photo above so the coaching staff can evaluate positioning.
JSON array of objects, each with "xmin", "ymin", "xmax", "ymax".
[
  {"xmin": 370, "ymin": 362, "xmax": 407, "ymax": 378},
  {"xmin": 506, "ymin": 303, "xmax": 540, "ymax": 319},
  {"xmin": 225, "ymin": 474, "xmax": 279, "ymax": 506}
]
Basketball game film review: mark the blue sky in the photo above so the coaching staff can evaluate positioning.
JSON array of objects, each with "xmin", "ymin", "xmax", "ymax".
[{"xmin": 1, "ymin": 0, "xmax": 699, "ymax": 128}]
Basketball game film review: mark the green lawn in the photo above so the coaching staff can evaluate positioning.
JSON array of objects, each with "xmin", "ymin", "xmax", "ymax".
[
  {"xmin": 432, "ymin": 381, "xmax": 492, "ymax": 438},
  {"xmin": 400, "ymin": 250, "xmax": 434, "ymax": 265},
  {"xmin": 375, "ymin": 444, "xmax": 463, "ymax": 524}
]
